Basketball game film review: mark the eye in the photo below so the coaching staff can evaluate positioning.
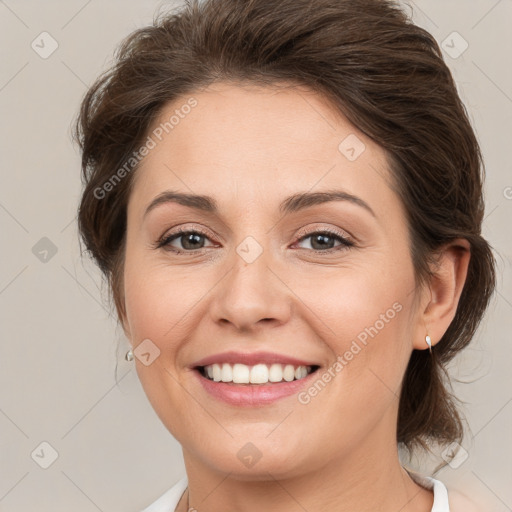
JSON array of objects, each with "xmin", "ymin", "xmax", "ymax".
[
  {"xmin": 155, "ymin": 227, "xmax": 216, "ymax": 253},
  {"xmin": 294, "ymin": 229, "xmax": 354, "ymax": 252},
  {"xmin": 154, "ymin": 227, "xmax": 354, "ymax": 254}
]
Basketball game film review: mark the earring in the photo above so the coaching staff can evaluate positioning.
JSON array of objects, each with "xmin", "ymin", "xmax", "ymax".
[
  {"xmin": 425, "ymin": 333, "xmax": 432, "ymax": 354},
  {"xmin": 125, "ymin": 349, "xmax": 134, "ymax": 361}
]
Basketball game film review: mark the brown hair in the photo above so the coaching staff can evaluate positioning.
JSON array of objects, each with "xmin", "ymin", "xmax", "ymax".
[{"xmin": 74, "ymin": 0, "xmax": 496, "ymax": 456}]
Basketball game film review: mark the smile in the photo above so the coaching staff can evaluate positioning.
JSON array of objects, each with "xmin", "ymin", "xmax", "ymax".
[{"xmin": 199, "ymin": 363, "xmax": 318, "ymax": 384}]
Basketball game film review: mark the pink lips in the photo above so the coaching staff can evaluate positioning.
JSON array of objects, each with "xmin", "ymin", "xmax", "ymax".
[
  {"xmin": 195, "ymin": 372, "xmax": 318, "ymax": 406},
  {"xmin": 190, "ymin": 351, "xmax": 320, "ymax": 407}
]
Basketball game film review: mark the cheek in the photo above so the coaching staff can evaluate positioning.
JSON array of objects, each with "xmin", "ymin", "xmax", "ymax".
[
  {"xmin": 296, "ymin": 261, "xmax": 414, "ymax": 410},
  {"xmin": 122, "ymin": 258, "xmax": 208, "ymax": 436},
  {"xmin": 123, "ymin": 255, "xmax": 205, "ymax": 345},
  {"xmin": 294, "ymin": 262, "xmax": 409, "ymax": 348}
]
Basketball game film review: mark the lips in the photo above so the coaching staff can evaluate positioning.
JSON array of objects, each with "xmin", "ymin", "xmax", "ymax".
[{"xmin": 190, "ymin": 351, "xmax": 322, "ymax": 406}]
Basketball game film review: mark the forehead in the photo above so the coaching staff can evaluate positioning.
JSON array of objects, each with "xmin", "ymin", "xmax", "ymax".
[{"xmin": 128, "ymin": 82, "xmax": 397, "ymax": 218}]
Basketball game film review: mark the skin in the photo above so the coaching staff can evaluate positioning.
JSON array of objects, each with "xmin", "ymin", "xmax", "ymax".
[{"xmin": 120, "ymin": 82, "xmax": 471, "ymax": 512}]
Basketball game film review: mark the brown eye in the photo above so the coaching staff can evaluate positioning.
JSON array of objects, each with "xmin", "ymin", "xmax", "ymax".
[
  {"xmin": 295, "ymin": 230, "xmax": 354, "ymax": 252},
  {"xmin": 156, "ymin": 228, "xmax": 215, "ymax": 253}
]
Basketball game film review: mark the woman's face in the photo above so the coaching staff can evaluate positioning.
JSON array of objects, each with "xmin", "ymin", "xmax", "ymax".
[{"xmin": 121, "ymin": 82, "xmax": 427, "ymax": 478}]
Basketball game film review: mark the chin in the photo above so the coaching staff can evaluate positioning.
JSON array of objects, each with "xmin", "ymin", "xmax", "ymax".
[{"xmin": 196, "ymin": 441, "xmax": 312, "ymax": 481}]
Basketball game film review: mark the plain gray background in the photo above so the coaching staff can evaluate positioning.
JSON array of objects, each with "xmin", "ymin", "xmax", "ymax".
[{"xmin": 0, "ymin": 1, "xmax": 511, "ymax": 510}]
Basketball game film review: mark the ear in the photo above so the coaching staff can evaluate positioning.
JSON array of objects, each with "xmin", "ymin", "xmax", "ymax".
[{"xmin": 412, "ymin": 238, "xmax": 471, "ymax": 351}]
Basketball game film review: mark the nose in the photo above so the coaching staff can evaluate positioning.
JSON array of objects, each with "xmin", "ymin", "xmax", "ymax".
[{"xmin": 209, "ymin": 247, "xmax": 292, "ymax": 333}]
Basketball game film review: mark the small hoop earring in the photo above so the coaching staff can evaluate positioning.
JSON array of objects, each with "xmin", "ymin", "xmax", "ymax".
[
  {"xmin": 125, "ymin": 349, "xmax": 134, "ymax": 361},
  {"xmin": 425, "ymin": 334, "xmax": 432, "ymax": 354}
]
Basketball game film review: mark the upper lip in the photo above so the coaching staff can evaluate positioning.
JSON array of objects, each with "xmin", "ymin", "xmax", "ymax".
[{"xmin": 190, "ymin": 351, "xmax": 320, "ymax": 368}]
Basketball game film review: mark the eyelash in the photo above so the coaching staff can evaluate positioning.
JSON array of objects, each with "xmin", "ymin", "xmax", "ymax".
[{"xmin": 154, "ymin": 226, "xmax": 355, "ymax": 255}]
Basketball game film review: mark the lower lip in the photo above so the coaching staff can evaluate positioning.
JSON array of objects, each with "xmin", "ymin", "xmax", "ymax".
[{"xmin": 193, "ymin": 368, "xmax": 319, "ymax": 406}]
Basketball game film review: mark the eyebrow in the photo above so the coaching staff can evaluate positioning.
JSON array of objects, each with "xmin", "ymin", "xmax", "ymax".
[{"xmin": 143, "ymin": 189, "xmax": 376, "ymax": 219}]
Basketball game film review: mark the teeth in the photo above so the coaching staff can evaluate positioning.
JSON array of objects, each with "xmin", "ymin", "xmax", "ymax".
[
  {"xmin": 269, "ymin": 363, "xmax": 284, "ymax": 382},
  {"xmin": 294, "ymin": 366, "xmax": 308, "ymax": 379},
  {"xmin": 221, "ymin": 363, "xmax": 232, "ymax": 382},
  {"xmin": 202, "ymin": 363, "xmax": 313, "ymax": 384},
  {"xmin": 233, "ymin": 363, "xmax": 250, "ymax": 383},
  {"xmin": 250, "ymin": 364, "xmax": 268, "ymax": 384},
  {"xmin": 212, "ymin": 364, "xmax": 222, "ymax": 382}
]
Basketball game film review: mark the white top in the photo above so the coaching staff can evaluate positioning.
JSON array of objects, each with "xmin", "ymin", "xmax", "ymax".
[{"xmin": 141, "ymin": 471, "xmax": 450, "ymax": 512}]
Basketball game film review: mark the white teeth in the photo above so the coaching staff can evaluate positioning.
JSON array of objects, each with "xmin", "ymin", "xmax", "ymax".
[
  {"xmin": 269, "ymin": 363, "xmax": 283, "ymax": 382},
  {"xmin": 250, "ymin": 364, "xmax": 268, "ymax": 384},
  {"xmin": 212, "ymin": 363, "xmax": 222, "ymax": 382},
  {"xmin": 283, "ymin": 364, "xmax": 295, "ymax": 382},
  {"xmin": 294, "ymin": 366, "xmax": 308, "ymax": 379},
  {"xmin": 202, "ymin": 363, "xmax": 314, "ymax": 384},
  {"xmin": 232, "ymin": 363, "xmax": 250, "ymax": 384},
  {"xmin": 221, "ymin": 363, "xmax": 232, "ymax": 382}
]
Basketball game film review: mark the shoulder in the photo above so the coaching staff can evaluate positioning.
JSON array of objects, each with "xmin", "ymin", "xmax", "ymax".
[{"xmin": 448, "ymin": 489, "xmax": 481, "ymax": 512}]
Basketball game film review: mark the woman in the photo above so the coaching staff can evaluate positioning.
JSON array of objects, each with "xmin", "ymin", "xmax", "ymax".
[{"xmin": 74, "ymin": 0, "xmax": 496, "ymax": 510}]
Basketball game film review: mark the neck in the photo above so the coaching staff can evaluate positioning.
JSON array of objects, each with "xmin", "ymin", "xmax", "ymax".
[{"xmin": 179, "ymin": 431, "xmax": 433, "ymax": 512}]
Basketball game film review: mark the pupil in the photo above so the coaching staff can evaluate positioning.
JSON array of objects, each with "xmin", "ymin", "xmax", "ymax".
[
  {"xmin": 312, "ymin": 234, "xmax": 333, "ymax": 250},
  {"xmin": 183, "ymin": 233, "xmax": 203, "ymax": 249}
]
